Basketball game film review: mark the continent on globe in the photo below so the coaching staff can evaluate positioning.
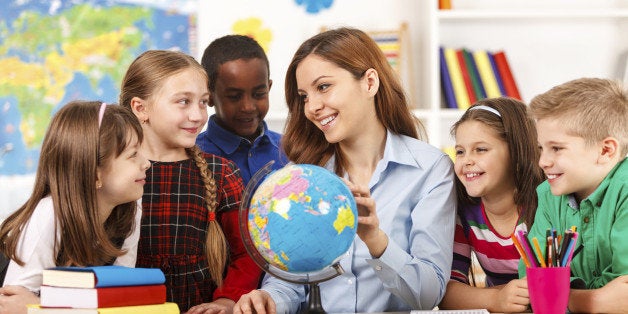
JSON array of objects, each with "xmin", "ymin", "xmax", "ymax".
[{"xmin": 248, "ymin": 164, "xmax": 357, "ymax": 274}]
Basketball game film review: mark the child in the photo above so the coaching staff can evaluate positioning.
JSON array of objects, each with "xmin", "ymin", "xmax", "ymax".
[
  {"xmin": 438, "ymin": 98, "xmax": 544, "ymax": 312},
  {"xmin": 233, "ymin": 27, "xmax": 456, "ymax": 314},
  {"xmin": 519, "ymin": 77, "xmax": 628, "ymax": 313},
  {"xmin": 196, "ymin": 34, "xmax": 288, "ymax": 187},
  {"xmin": 119, "ymin": 50, "xmax": 261, "ymax": 313},
  {"xmin": 0, "ymin": 101, "xmax": 149, "ymax": 313}
]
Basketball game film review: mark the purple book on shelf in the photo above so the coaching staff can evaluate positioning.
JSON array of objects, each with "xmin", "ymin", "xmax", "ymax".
[
  {"xmin": 439, "ymin": 47, "xmax": 457, "ymax": 109},
  {"xmin": 488, "ymin": 51, "xmax": 507, "ymax": 96}
]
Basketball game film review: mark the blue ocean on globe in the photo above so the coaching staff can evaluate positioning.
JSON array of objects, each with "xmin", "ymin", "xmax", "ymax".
[{"xmin": 248, "ymin": 164, "xmax": 357, "ymax": 273}]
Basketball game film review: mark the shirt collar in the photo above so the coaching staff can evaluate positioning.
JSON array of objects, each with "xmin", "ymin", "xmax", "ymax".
[
  {"xmin": 205, "ymin": 115, "xmax": 274, "ymax": 154},
  {"xmin": 583, "ymin": 157, "xmax": 627, "ymax": 207},
  {"xmin": 324, "ymin": 131, "xmax": 417, "ymax": 183}
]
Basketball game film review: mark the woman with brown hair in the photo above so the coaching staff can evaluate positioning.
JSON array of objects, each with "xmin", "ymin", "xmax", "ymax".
[{"xmin": 234, "ymin": 27, "xmax": 457, "ymax": 314}]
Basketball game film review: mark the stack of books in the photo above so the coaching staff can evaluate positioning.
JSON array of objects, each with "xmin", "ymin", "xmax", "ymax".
[{"xmin": 28, "ymin": 265, "xmax": 178, "ymax": 313}]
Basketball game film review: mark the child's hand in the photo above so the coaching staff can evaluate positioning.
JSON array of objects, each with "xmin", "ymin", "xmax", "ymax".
[
  {"xmin": 0, "ymin": 285, "xmax": 39, "ymax": 314},
  {"xmin": 492, "ymin": 278, "xmax": 529, "ymax": 313},
  {"xmin": 592, "ymin": 275, "xmax": 628, "ymax": 313},
  {"xmin": 232, "ymin": 289, "xmax": 276, "ymax": 314},
  {"xmin": 341, "ymin": 178, "xmax": 388, "ymax": 258},
  {"xmin": 186, "ymin": 297, "xmax": 235, "ymax": 314}
]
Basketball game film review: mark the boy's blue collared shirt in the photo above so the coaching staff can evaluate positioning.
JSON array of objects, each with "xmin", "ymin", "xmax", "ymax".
[{"xmin": 196, "ymin": 115, "xmax": 288, "ymax": 187}]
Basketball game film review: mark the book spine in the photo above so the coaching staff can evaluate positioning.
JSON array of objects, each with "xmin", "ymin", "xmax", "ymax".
[
  {"xmin": 94, "ymin": 267, "xmax": 165, "ymax": 287},
  {"xmin": 473, "ymin": 50, "xmax": 502, "ymax": 98},
  {"xmin": 488, "ymin": 51, "xmax": 507, "ymax": 96},
  {"xmin": 97, "ymin": 302, "xmax": 179, "ymax": 314},
  {"xmin": 97, "ymin": 284, "xmax": 166, "ymax": 308},
  {"xmin": 493, "ymin": 50, "xmax": 522, "ymax": 100},
  {"xmin": 439, "ymin": 47, "xmax": 458, "ymax": 109},
  {"xmin": 463, "ymin": 48, "xmax": 487, "ymax": 100},
  {"xmin": 444, "ymin": 47, "xmax": 470, "ymax": 110},
  {"xmin": 456, "ymin": 48, "xmax": 477, "ymax": 105}
]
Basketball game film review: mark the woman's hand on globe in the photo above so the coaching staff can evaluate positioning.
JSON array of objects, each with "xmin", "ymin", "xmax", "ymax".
[
  {"xmin": 342, "ymin": 179, "xmax": 389, "ymax": 258},
  {"xmin": 233, "ymin": 289, "xmax": 276, "ymax": 314}
]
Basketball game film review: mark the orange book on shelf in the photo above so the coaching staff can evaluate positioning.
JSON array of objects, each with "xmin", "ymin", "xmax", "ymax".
[
  {"xmin": 473, "ymin": 50, "xmax": 502, "ymax": 98},
  {"xmin": 444, "ymin": 47, "xmax": 471, "ymax": 110},
  {"xmin": 493, "ymin": 50, "xmax": 522, "ymax": 100},
  {"xmin": 456, "ymin": 49, "xmax": 477, "ymax": 105}
]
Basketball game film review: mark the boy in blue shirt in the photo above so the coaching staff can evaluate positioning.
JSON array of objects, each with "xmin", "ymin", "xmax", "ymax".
[
  {"xmin": 196, "ymin": 35, "xmax": 288, "ymax": 187},
  {"xmin": 519, "ymin": 78, "xmax": 628, "ymax": 313}
]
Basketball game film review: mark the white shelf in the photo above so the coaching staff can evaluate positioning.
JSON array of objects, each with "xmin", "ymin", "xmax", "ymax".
[
  {"xmin": 438, "ymin": 10, "xmax": 628, "ymax": 19},
  {"xmin": 417, "ymin": 0, "xmax": 628, "ymax": 149}
]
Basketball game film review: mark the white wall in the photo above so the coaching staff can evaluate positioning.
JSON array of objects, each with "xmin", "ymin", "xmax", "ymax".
[{"xmin": 197, "ymin": 0, "xmax": 422, "ymax": 132}]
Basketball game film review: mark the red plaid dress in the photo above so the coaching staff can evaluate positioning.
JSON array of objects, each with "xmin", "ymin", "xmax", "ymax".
[{"xmin": 136, "ymin": 153, "xmax": 261, "ymax": 312}]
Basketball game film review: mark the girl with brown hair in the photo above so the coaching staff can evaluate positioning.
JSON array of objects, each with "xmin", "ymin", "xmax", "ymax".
[
  {"xmin": 120, "ymin": 50, "xmax": 260, "ymax": 313},
  {"xmin": 439, "ymin": 97, "xmax": 544, "ymax": 312},
  {"xmin": 0, "ymin": 101, "xmax": 149, "ymax": 313}
]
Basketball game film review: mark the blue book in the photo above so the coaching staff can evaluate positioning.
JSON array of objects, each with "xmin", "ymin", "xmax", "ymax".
[
  {"xmin": 439, "ymin": 47, "xmax": 458, "ymax": 109},
  {"xmin": 42, "ymin": 265, "xmax": 165, "ymax": 288},
  {"xmin": 488, "ymin": 51, "xmax": 507, "ymax": 96}
]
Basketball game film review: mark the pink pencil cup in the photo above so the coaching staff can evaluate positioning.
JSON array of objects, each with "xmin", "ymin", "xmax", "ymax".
[{"xmin": 527, "ymin": 267, "xmax": 570, "ymax": 314}]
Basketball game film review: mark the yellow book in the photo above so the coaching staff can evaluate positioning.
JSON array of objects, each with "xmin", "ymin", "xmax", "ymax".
[
  {"xmin": 27, "ymin": 302, "xmax": 179, "ymax": 314},
  {"xmin": 472, "ymin": 50, "xmax": 502, "ymax": 98},
  {"xmin": 444, "ymin": 48, "xmax": 470, "ymax": 109}
]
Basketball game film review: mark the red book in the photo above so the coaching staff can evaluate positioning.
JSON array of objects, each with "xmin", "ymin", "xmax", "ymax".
[
  {"xmin": 456, "ymin": 49, "xmax": 477, "ymax": 104},
  {"xmin": 493, "ymin": 51, "xmax": 521, "ymax": 100},
  {"xmin": 40, "ymin": 284, "xmax": 166, "ymax": 309}
]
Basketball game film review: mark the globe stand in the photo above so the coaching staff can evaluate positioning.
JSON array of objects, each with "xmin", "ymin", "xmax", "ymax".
[
  {"xmin": 239, "ymin": 161, "xmax": 354, "ymax": 314},
  {"xmin": 304, "ymin": 282, "xmax": 325, "ymax": 314}
]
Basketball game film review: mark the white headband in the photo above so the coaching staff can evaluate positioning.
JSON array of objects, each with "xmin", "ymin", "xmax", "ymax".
[{"xmin": 469, "ymin": 105, "xmax": 501, "ymax": 117}]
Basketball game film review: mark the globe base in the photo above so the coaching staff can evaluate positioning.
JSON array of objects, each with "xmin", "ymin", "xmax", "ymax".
[{"xmin": 303, "ymin": 282, "xmax": 326, "ymax": 314}]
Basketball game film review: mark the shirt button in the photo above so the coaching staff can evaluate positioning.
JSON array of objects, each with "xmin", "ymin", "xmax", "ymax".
[
  {"xmin": 375, "ymin": 265, "xmax": 383, "ymax": 271},
  {"xmin": 584, "ymin": 217, "xmax": 590, "ymax": 223},
  {"xmin": 347, "ymin": 279, "xmax": 353, "ymax": 284},
  {"xmin": 248, "ymin": 152, "xmax": 252, "ymax": 157}
]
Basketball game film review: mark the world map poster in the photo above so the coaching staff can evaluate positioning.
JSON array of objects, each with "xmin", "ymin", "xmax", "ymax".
[{"xmin": 0, "ymin": 0, "xmax": 197, "ymax": 216}]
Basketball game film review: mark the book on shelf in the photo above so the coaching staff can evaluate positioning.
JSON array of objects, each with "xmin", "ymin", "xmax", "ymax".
[
  {"xmin": 472, "ymin": 50, "xmax": 502, "ymax": 98},
  {"xmin": 40, "ymin": 284, "xmax": 166, "ymax": 309},
  {"xmin": 444, "ymin": 47, "xmax": 471, "ymax": 110},
  {"xmin": 439, "ymin": 47, "xmax": 457, "ymax": 109},
  {"xmin": 455, "ymin": 49, "xmax": 477, "ymax": 105},
  {"xmin": 42, "ymin": 265, "xmax": 165, "ymax": 288},
  {"xmin": 27, "ymin": 302, "xmax": 179, "ymax": 314},
  {"xmin": 492, "ymin": 50, "xmax": 521, "ymax": 100},
  {"xmin": 487, "ymin": 51, "xmax": 507, "ymax": 96},
  {"xmin": 461, "ymin": 48, "xmax": 487, "ymax": 101}
]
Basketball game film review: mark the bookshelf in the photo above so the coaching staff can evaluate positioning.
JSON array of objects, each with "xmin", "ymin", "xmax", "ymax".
[{"xmin": 416, "ymin": 0, "xmax": 628, "ymax": 149}]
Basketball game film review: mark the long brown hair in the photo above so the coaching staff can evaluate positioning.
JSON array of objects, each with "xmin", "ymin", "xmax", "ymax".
[
  {"xmin": 0, "ymin": 101, "xmax": 140, "ymax": 266},
  {"xmin": 120, "ymin": 50, "xmax": 227, "ymax": 287},
  {"xmin": 450, "ymin": 97, "xmax": 543, "ymax": 227},
  {"xmin": 282, "ymin": 27, "xmax": 426, "ymax": 175}
]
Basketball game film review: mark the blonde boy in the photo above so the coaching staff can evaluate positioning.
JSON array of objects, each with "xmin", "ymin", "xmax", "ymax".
[{"xmin": 519, "ymin": 78, "xmax": 628, "ymax": 313}]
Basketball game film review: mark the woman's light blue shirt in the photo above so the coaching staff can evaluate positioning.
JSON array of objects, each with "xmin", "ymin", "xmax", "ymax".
[{"xmin": 261, "ymin": 131, "xmax": 457, "ymax": 313}]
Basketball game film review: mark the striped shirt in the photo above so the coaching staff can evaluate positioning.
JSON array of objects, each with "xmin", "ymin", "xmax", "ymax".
[{"xmin": 451, "ymin": 202, "xmax": 524, "ymax": 287}]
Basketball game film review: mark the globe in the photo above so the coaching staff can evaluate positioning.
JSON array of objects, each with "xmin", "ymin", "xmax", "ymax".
[
  {"xmin": 248, "ymin": 163, "xmax": 357, "ymax": 273},
  {"xmin": 239, "ymin": 162, "xmax": 358, "ymax": 313}
]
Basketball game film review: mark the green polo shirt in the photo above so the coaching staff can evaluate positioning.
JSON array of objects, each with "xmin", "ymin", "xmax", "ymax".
[{"xmin": 519, "ymin": 157, "xmax": 628, "ymax": 288}]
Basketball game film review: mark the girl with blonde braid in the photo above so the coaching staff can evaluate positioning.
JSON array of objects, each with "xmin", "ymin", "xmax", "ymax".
[{"xmin": 120, "ymin": 50, "xmax": 260, "ymax": 313}]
